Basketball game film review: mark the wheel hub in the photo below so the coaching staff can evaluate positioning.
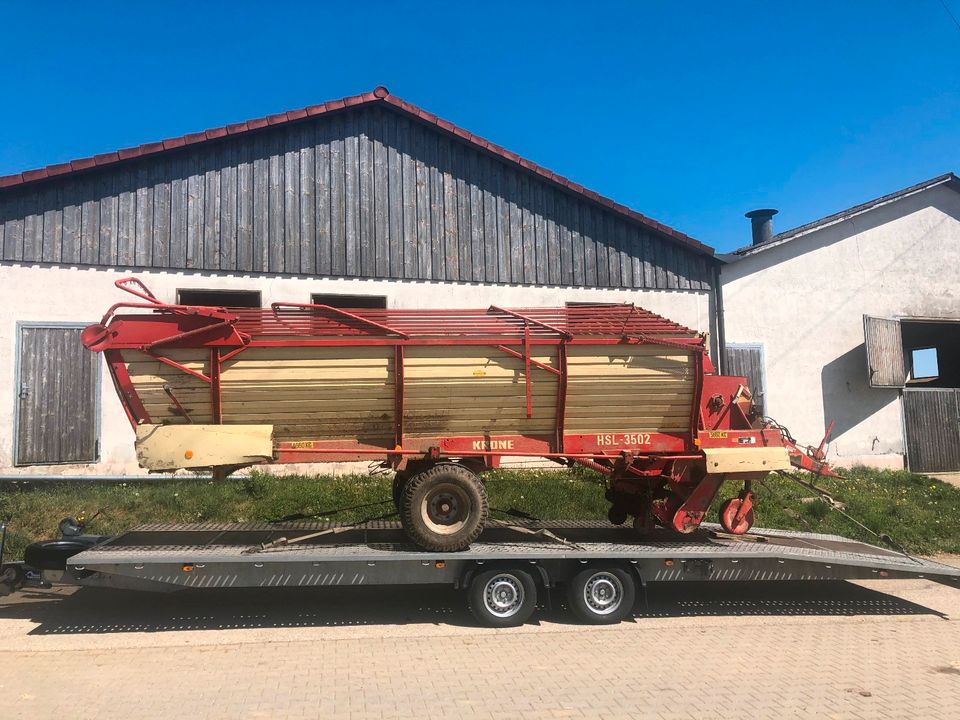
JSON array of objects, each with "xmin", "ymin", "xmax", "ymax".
[
  {"xmin": 484, "ymin": 575, "xmax": 524, "ymax": 617},
  {"xmin": 583, "ymin": 573, "xmax": 623, "ymax": 615},
  {"xmin": 427, "ymin": 491, "xmax": 461, "ymax": 524}
]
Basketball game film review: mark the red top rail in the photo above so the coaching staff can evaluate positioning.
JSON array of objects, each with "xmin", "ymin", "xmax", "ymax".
[{"xmin": 94, "ymin": 278, "xmax": 706, "ymax": 349}]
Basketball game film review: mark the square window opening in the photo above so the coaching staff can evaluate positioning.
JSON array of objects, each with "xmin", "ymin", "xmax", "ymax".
[
  {"xmin": 311, "ymin": 294, "xmax": 387, "ymax": 309},
  {"xmin": 178, "ymin": 289, "xmax": 262, "ymax": 308},
  {"xmin": 901, "ymin": 320, "xmax": 960, "ymax": 389}
]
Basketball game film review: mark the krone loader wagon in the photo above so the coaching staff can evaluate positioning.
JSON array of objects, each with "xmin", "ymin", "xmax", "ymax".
[{"xmin": 82, "ymin": 278, "xmax": 833, "ymax": 551}]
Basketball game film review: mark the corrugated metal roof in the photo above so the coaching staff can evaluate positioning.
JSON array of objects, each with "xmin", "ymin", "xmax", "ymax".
[
  {"xmin": 0, "ymin": 86, "xmax": 712, "ymax": 257},
  {"xmin": 731, "ymin": 172, "xmax": 960, "ymax": 259}
]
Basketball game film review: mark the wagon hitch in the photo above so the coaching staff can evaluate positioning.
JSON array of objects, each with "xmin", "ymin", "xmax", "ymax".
[{"xmin": 769, "ymin": 419, "xmax": 841, "ymax": 479}]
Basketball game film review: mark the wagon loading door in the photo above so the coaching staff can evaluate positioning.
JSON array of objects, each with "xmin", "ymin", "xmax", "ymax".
[{"xmin": 15, "ymin": 325, "xmax": 100, "ymax": 465}]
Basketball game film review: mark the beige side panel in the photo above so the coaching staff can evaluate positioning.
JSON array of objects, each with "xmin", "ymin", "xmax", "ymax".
[
  {"xmin": 220, "ymin": 346, "xmax": 394, "ymax": 442},
  {"xmin": 123, "ymin": 349, "xmax": 213, "ymax": 424},
  {"xmin": 564, "ymin": 344, "xmax": 695, "ymax": 433},
  {"xmin": 703, "ymin": 446, "xmax": 791, "ymax": 474},
  {"xmin": 135, "ymin": 423, "xmax": 274, "ymax": 471},
  {"xmin": 404, "ymin": 345, "xmax": 558, "ymax": 437}
]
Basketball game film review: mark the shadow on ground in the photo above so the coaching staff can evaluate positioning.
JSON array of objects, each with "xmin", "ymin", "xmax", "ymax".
[{"xmin": 0, "ymin": 580, "xmax": 944, "ymax": 636}]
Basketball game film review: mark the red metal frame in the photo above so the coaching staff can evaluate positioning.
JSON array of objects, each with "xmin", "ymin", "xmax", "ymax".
[{"xmin": 84, "ymin": 278, "xmax": 836, "ymax": 537}]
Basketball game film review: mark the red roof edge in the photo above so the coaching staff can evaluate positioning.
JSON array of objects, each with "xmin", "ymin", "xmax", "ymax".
[{"xmin": 0, "ymin": 86, "xmax": 713, "ymax": 256}]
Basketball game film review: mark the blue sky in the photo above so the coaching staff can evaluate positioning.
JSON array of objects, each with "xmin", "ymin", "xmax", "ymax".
[{"xmin": 2, "ymin": 1, "xmax": 958, "ymax": 252}]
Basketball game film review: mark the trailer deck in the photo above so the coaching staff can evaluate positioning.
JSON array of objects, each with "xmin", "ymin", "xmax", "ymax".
[{"xmin": 65, "ymin": 521, "xmax": 960, "ymax": 593}]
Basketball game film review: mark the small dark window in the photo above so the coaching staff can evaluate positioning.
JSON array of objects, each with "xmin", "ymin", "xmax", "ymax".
[
  {"xmin": 565, "ymin": 301, "xmax": 623, "ymax": 307},
  {"xmin": 311, "ymin": 293, "xmax": 387, "ymax": 309},
  {"xmin": 178, "ymin": 289, "xmax": 261, "ymax": 308}
]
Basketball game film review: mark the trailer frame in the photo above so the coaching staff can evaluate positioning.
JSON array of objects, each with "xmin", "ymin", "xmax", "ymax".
[{"xmin": 5, "ymin": 520, "xmax": 954, "ymax": 626}]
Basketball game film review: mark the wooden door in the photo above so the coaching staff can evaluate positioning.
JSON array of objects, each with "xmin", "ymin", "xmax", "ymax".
[
  {"xmin": 15, "ymin": 326, "xmax": 99, "ymax": 465},
  {"xmin": 903, "ymin": 389, "xmax": 960, "ymax": 473}
]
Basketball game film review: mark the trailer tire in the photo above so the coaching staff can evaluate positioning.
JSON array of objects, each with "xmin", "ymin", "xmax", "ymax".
[
  {"xmin": 400, "ymin": 464, "xmax": 488, "ymax": 551},
  {"xmin": 468, "ymin": 568, "xmax": 537, "ymax": 627},
  {"xmin": 566, "ymin": 567, "xmax": 635, "ymax": 625}
]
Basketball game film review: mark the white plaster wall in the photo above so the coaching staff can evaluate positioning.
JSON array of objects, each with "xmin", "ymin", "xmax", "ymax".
[
  {"xmin": 721, "ymin": 185, "xmax": 960, "ymax": 468},
  {"xmin": 0, "ymin": 264, "xmax": 711, "ymax": 476}
]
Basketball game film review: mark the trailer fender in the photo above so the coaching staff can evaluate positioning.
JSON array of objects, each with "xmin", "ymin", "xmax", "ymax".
[{"xmin": 459, "ymin": 561, "xmax": 551, "ymax": 590}]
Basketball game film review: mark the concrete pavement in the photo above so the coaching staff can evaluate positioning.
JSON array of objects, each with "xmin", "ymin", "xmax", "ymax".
[{"xmin": 2, "ymin": 573, "xmax": 960, "ymax": 719}]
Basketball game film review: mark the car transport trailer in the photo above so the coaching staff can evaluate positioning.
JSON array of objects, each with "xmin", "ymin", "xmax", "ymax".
[{"xmin": 6, "ymin": 521, "xmax": 959, "ymax": 627}]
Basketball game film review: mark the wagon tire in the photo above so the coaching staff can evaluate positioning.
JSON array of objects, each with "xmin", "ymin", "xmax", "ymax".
[
  {"xmin": 607, "ymin": 506, "xmax": 628, "ymax": 526},
  {"xmin": 566, "ymin": 567, "xmax": 635, "ymax": 625},
  {"xmin": 391, "ymin": 472, "xmax": 409, "ymax": 512},
  {"xmin": 399, "ymin": 464, "xmax": 488, "ymax": 552},
  {"xmin": 468, "ymin": 568, "xmax": 538, "ymax": 627},
  {"xmin": 719, "ymin": 497, "xmax": 754, "ymax": 535}
]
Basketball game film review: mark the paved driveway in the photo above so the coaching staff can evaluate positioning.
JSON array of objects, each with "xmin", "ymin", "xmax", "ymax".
[{"xmin": 2, "ymin": 575, "xmax": 960, "ymax": 719}]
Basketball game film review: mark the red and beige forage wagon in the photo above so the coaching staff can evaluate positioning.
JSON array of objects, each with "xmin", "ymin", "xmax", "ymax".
[{"xmin": 82, "ymin": 278, "xmax": 833, "ymax": 551}]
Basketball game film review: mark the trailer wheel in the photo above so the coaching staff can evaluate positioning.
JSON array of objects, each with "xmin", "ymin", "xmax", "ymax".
[
  {"xmin": 400, "ymin": 464, "xmax": 488, "ymax": 551},
  {"xmin": 468, "ymin": 568, "xmax": 537, "ymax": 627},
  {"xmin": 566, "ymin": 567, "xmax": 635, "ymax": 625}
]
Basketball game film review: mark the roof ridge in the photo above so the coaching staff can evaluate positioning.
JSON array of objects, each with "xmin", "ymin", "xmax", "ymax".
[
  {"xmin": 0, "ymin": 86, "xmax": 712, "ymax": 256},
  {"xmin": 732, "ymin": 171, "xmax": 960, "ymax": 256}
]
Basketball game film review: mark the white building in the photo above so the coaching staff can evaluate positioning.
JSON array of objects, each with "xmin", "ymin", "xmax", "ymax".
[
  {"xmin": 0, "ymin": 87, "xmax": 720, "ymax": 478},
  {"xmin": 721, "ymin": 173, "xmax": 960, "ymax": 473}
]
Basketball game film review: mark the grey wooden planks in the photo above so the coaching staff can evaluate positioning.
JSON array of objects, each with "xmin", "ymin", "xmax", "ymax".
[{"xmin": 0, "ymin": 108, "xmax": 713, "ymax": 290}]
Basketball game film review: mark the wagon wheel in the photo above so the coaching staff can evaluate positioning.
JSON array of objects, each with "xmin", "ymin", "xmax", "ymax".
[
  {"xmin": 399, "ymin": 464, "xmax": 488, "ymax": 551},
  {"xmin": 391, "ymin": 471, "xmax": 410, "ymax": 512},
  {"xmin": 607, "ymin": 505, "xmax": 629, "ymax": 526},
  {"xmin": 719, "ymin": 497, "xmax": 755, "ymax": 535}
]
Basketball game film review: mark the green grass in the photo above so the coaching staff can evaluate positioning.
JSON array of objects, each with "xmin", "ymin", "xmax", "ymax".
[{"xmin": 0, "ymin": 466, "xmax": 958, "ymax": 561}]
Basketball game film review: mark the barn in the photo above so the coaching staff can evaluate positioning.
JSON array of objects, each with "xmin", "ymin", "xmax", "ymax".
[
  {"xmin": 721, "ymin": 173, "xmax": 960, "ymax": 474},
  {"xmin": 0, "ymin": 87, "xmax": 720, "ymax": 477}
]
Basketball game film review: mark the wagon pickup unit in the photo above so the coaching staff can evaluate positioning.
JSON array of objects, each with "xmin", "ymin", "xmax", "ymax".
[
  {"xmin": 7, "ymin": 521, "xmax": 959, "ymax": 627},
  {"xmin": 80, "ymin": 277, "xmax": 838, "ymax": 551}
]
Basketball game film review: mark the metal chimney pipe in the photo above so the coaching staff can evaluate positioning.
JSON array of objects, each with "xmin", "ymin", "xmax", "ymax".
[{"xmin": 745, "ymin": 208, "xmax": 778, "ymax": 246}]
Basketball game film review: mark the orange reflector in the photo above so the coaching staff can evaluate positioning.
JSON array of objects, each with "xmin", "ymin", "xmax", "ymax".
[
  {"xmin": 879, "ymin": 570, "xmax": 888, "ymax": 577},
  {"xmin": 184, "ymin": 450, "xmax": 194, "ymax": 459},
  {"xmin": 182, "ymin": 564, "xmax": 194, "ymax": 572},
  {"xmin": 664, "ymin": 559, "xmax": 675, "ymax": 567},
  {"xmin": 435, "ymin": 561, "xmax": 445, "ymax": 569}
]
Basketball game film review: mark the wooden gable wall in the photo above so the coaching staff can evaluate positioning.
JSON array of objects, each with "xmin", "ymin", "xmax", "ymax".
[{"xmin": 0, "ymin": 106, "xmax": 714, "ymax": 289}]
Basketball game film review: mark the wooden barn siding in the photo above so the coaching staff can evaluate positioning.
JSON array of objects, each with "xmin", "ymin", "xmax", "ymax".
[{"xmin": 0, "ymin": 107, "xmax": 713, "ymax": 290}]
